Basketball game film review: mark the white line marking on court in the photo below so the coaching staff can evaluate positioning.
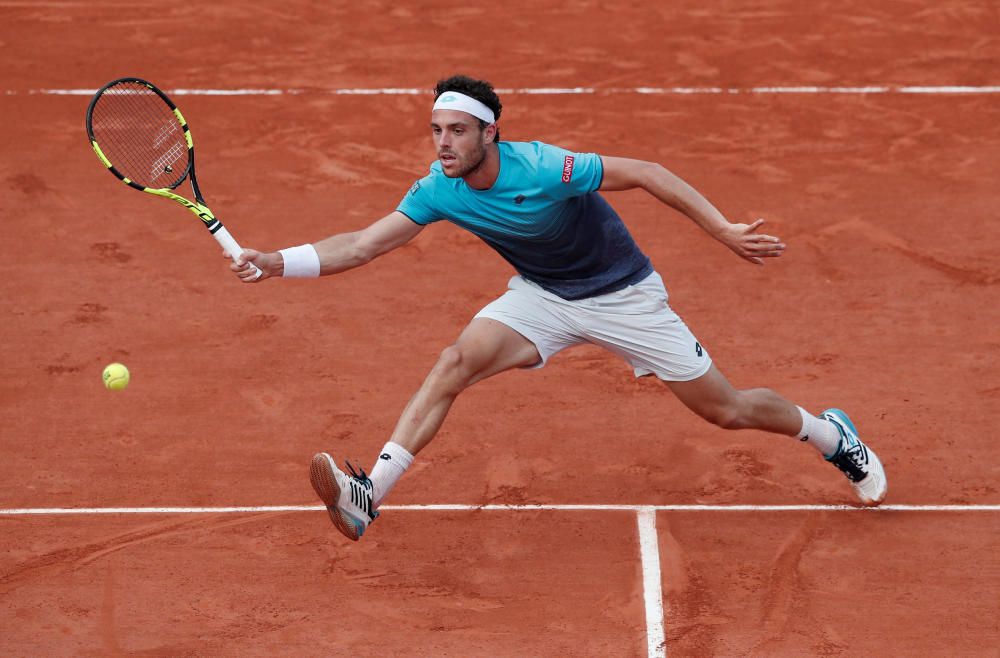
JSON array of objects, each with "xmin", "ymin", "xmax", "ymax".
[
  {"xmin": 333, "ymin": 88, "xmax": 423, "ymax": 95},
  {"xmin": 1, "ymin": 504, "xmax": 998, "ymax": 515},
  {"xmin": 10, "ymin": 86, "xmax": 1000, "ymax": 97},
  {"xmin": 638, "ymin": 508, "xmax": 667, "ymax": 658},
  {"xmin": 169, "ymin": 89, "xmax": 286, "ymax": 96}
]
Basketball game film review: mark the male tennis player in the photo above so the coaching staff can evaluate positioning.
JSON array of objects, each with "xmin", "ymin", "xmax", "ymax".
[{"xmin": 232, "ymin": 75, "xmax": 887, "ymax": 541}]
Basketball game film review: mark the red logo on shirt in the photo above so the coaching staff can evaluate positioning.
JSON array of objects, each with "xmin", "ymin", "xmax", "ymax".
[{"xmin": 561, "ymin": 155, "xmax": 575, "ymax": 183}]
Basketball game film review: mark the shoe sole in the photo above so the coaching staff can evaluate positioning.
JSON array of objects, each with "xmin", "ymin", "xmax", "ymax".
[
  {"xmin": 823, "ymin": 408, "xmax": 888, "ymax": 507},
  {"xmin": 309, "ymin": 453, "xmax": 362, "ymax": 541}
]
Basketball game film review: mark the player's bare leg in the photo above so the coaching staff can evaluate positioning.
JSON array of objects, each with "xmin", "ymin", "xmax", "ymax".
[
  {"xmin": 664, "ymin": 364, "xmax": 801, "ymax": 434},
  {"xmin": 311, "ymin": 318, "xmax": 540, "ymax": 539},
  {"xmin": 387, "ymin": 317, "xmax": 541, "ymax": 456},
  {"xmin": 665, "ymin": 364, "xmax": 887, "ymax": 505}
]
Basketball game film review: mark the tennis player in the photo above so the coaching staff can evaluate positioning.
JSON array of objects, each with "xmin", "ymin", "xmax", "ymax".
[{"xmin": 231, "ymin": 75, "xmax": 887, "ymax": 541}]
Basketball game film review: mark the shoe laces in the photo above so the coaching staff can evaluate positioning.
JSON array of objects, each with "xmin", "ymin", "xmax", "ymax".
[
  {"xmin": 830, "ymin": 440, "xmax": 869, "ymax": 482},
  {"xmin": 842, "ymin": 441, "xmax": 868, "ymax": 468},
  {"xmin": 345, "ymin": 459, "xmax": 372, "ymax": 485},
  {"xmin": 344, "ymin": 459, "xmax": 379, "ymax": 521}
]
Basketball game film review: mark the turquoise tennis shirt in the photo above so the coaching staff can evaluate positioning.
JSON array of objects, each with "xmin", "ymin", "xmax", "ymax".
[{"xmin": 397, "ymin": 140, "xmax": 653, "ymax": 300}]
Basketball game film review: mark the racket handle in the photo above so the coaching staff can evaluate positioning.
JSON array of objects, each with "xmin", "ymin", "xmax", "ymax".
[{"xmin": 213, "ymin": 225, "xmax": 263, "ymax": 281}]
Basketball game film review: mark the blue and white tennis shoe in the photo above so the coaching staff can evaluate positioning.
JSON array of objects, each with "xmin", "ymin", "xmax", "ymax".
[
  {"xmin": 310, "ymin": 453, "xmax": 379, "ymax": 541},
  {"xmin": 822, "ymin": 408, "xmax": 888, "ymax": 506}
]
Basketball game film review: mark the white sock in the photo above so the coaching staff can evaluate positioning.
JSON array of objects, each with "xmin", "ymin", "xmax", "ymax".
[
  {"xmin": 369, "ymin": 442, "xmax": 414, "ymax": 507},
  {"xmin": 796, "ymin": 407, "xmax": 842, "ymax": 458}
]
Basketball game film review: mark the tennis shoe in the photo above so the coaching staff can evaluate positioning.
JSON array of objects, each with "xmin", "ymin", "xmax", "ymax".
[
  {"xmin": 310, "ymin": 453, "xmax": 378, "ymax": 541},
  {"xmin": 822, "ymin": 408, "xmax": 887, "ymax": 506}
]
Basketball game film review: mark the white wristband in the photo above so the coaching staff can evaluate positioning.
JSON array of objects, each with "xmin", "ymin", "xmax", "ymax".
[{"xmin": 279, "ymin": 244, "xmax": 321, "ymax": 278}]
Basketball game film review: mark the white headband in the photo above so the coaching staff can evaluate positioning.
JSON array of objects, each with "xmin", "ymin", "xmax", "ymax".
[{"xmin": 432, "ymin": 91, "xmax": 496, "ymax": 124}]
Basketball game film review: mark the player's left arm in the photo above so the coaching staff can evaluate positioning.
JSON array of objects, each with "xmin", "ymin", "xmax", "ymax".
[{"xmin": 599, "ymin": 155, "xmax": 784, "ymax": 265}]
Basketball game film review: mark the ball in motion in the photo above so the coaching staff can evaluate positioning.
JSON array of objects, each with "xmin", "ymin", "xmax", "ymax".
[{"xmin": 102, "ymin": 363, "xmax": 130, "ymax": 391}]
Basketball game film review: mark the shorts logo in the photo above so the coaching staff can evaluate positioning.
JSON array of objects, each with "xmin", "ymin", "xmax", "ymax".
[
  {"xmin": 695, "ymin": 342, "xmax": 703, "ymax": 357},
  {"xmin": 561, "ymin": 155, "xmax": 575, "ymax": 183},
  {"xmin": 409, "ymin": 181, "xmax": 421, "ymax": 196},
  {"xmin": 514, "ymin": 194, "xmax": 526, "ymax": 205}
]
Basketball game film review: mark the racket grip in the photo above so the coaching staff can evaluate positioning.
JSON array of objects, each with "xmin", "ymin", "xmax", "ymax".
[{"xmin": 213, "ymin": 225, "xmax": 262, "ymax": 281}]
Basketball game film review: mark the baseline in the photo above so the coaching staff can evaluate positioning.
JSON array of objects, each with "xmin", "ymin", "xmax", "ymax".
[
  {"xmin": 6, "ymin": 85, "xmax": 1000, "ymax": 97},
  {"xmin": 2, "ymin": 504, "xmax": 998, "ymax": 515}
]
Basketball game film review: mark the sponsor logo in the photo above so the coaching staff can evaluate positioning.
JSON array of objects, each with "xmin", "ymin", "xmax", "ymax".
[
  {"xmin": 380, "ymin": 453, "xmax": 392, "ymax": 460},
  {"xmin": 800, "ymin": 434, "xmax": 810, "ymax": 442},
  {"xmin": 695, "ymin": 342, "xmax": 703, "ymax": 357},
  {"xmin": 409, "ymin": 181, "xmax": 421, "ymax": 196},
  {"xmin": 176, "ymin": 198, "xmax": 215, "ymax": 225},
  {"xmin": 440, "ymin": 94, "xmax": 457, "ymax": 103},
  {"xmin": 514, "ymin": 194, "xmax": 526, "ymax": 205},
  {"xmin": 561, "ymin": 155, "xmax": 575, "ymax": 183}
]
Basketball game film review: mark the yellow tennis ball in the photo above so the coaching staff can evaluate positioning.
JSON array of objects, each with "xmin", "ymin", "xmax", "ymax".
[{"xmin": 102, "ymin": 363, "xmax": 130, "ymax": 391}]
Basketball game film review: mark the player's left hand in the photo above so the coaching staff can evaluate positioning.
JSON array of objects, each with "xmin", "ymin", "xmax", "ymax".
[{"xmin": 720, "ymin": 218, "xmax": 785, "ymax": 265}]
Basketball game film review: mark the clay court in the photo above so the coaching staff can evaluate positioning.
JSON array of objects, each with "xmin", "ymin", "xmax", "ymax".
[{"xmin": 2, "ymin": 1, "xmax": 999, "ymax": 656}]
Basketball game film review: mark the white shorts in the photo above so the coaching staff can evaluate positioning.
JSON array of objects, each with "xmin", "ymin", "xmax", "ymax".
[{"xmin": 475, "ymin": 271, "xmax": 712, "ymax": 382}]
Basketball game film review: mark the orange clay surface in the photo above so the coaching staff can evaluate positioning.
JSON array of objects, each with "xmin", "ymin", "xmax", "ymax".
[{"xmin": 2, "ymin": 1, "xmax": 999, "ymax": 655}]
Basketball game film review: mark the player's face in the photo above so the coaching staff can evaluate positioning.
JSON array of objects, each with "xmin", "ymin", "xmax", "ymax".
[{"xmin": 431, "ymin": 109, "xmax": 492, "ymax": 178}]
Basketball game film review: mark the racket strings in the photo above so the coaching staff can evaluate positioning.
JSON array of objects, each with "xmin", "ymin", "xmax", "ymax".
[
  {"xmin": 108, "ymin": 85, "xmax": 188, "ymax": 187},
  {"xmin": 99, "ymin": 85, "xmax": 186, "ymax": 184},
  {"xmin": 90, "ymin": 82, "xmax": 190, "ymax": 189},
  {"xmin": 99, "ymin": 88, "xmax": 185, "ymax": 187}
]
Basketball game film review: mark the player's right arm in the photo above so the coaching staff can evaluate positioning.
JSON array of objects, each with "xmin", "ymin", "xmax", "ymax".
[{"xmin": 230, "ymin": 211, "xmax": 423, "ymax": 282}]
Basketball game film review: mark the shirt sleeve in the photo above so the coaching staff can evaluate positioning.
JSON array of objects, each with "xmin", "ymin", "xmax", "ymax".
[
  {"xmin": 536, "ymin": 141, "xmax": 604, "ymax": 200},
  {"xmin": 396, "ymin": 175, "xmax": 442, "ymax": 225}
]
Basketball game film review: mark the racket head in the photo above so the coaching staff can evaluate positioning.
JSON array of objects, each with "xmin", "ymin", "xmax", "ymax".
[{"xmin": 86, "ymin": 77, "xmax": 193, "ymax": 191}]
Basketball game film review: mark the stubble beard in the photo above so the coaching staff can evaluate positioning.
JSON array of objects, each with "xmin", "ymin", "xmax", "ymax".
[{"xmin": 446, "ymin": 142, "xmax": 488, "ymax": 179}]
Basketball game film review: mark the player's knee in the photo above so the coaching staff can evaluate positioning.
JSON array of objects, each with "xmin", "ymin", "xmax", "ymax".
[
  {"xmin": 430, "ymin": 345, "xmax": 471, "ymax": 392},
  {"xmin": 433, "ymin": 345, "xmax": 464, "ymax": 375},
  {"xmin": 699, "ymin": 400, "xmax": 744, "ymax": 430}
]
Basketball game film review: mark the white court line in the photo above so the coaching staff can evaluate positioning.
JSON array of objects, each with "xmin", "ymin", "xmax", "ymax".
[
  {"xmin": 8, "ymin": 86, "xmax": 1000, "ymax": 97},
  {"xmin": 1, "ymin": 503, "xmax": 999, "ymax": 514},
  {"xmin": 638, "ymin": 508, "xmax": 666, "ymax": 658}
]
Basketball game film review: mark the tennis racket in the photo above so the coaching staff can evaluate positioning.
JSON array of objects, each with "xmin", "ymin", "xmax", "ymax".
[{"xmin": 85, "ymin": 77, "xmax": 261, "ymax": 279}]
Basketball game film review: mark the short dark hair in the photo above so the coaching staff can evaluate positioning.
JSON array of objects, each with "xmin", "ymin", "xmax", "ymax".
[{"xmin": 434, "ymin": 74, "xmax": 502, "ymax": 142}]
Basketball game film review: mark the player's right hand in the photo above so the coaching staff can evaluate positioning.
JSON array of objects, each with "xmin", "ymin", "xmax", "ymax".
[{"xmin": 225, "ymin": 248, "xmax": 279, "ymax": 282}]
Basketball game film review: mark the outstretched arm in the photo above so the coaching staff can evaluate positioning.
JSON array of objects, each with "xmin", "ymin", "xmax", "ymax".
[
  {"xmin": 599, "ymin": 156, "xmax": 784, "ymax": 265},
  {"xmin": 230, "ymin": 211, "xmax": 424, "ymax": 282}
]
